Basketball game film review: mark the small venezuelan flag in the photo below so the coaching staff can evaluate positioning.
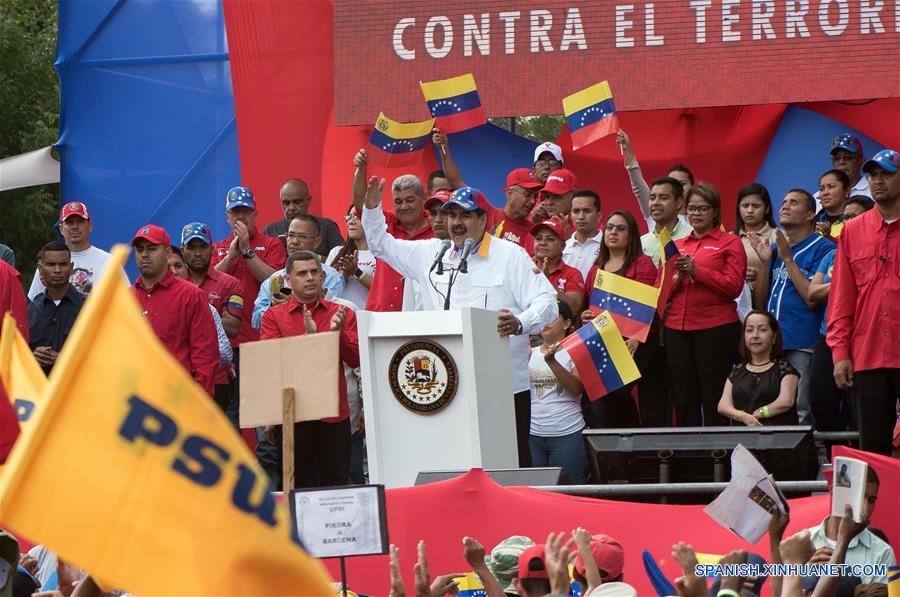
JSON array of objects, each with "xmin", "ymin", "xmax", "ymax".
[
  {"xmin": 562, "ymin": 80, "xmax": 619, "ymax": 150},
  {"xmin": 887, "ymin": 563, "xmax": 899, "ymax": 597},
  {"xmin": 455, "ymin": 572, "xmax": 487, "ymax": 597},
  {"xmin": 366, "ymin": 112, "xmax": 435, "ymax": 168},
  {"xmin": 656, "ymin": 227, "xmax": 680, "ymax": 314},
  {"xmin": 560, "ymin": 310, "xmax": 640, "ymax": 401},
  {"xmin": 420, "ymin": 73, "xmax": 486, "ymax": 133},
  {"xmin": 589, "ymin": 269, "xmax": 659, "ymax": 343}
]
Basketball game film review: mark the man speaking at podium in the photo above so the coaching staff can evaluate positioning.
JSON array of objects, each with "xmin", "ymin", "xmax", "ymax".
[{"xmin": 361, "ymin": 177, "xmax": 558, "ymax": 467}]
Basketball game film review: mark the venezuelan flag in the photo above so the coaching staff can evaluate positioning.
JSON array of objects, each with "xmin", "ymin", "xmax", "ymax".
[
  {"xmin": 560, "ymin": 310, "xmax": 640, "ymax": 401},
  {"xmin": 562, "ymin": 81, "xmax": 620, "ymax": 150},
  {"xmin": 887, "ymin": 563, "xmax": 899, "ymax": 597},
  {"xmin": 590, "ymin": 270, "xmax": 659, "ymax": 343},
  {"xmin": 656, "ymin": 227, "xmax": 680, "ymax": 314},
  {"xmin": 366, "ymin": 112, "xmax": 435, "ymax": 168},
  {"xmin": 420, "ymin": 73, "xmax": 486, "ymax": 133},
  {"xmin": 455, "ymin": 572, "xmax": 487, "ymax": 597}
]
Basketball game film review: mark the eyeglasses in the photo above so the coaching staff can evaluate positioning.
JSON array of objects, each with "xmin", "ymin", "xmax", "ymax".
[
  {"xmin": 535, "ymin": 159, "xmax": 560, "ymax": 167},
  {"xmin": 286, "ymin": 232, "xmax": 314, "ymax": 240},
  {"xmin": 686, "ymin": 205, "xmax": 713, "ymax": 214},
  {"xmin": 604, "ymin": 223, "xmax": 627, "ymax": 233}
]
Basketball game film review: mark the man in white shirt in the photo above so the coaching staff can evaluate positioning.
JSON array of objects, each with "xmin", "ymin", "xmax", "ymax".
[
  {"xmin": 361, "ymin": 181, "xmax": 558, "ymax": 467},
  {"xmin": 28, "ymin": 202, "xmax": 127, "ymax": 299},
  {"xmin": 563, "ymin": 190, "xmax": 603, "ymax": 279}
]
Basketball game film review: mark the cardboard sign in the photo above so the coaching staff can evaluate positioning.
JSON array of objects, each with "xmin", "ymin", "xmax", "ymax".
[
  {"xmin": 239, "ymin": 332, "xmax": 340, "ymax": 427},
  {"xmin": 289, "ymin": 485, "xmax": 389, "ymax": 558}
]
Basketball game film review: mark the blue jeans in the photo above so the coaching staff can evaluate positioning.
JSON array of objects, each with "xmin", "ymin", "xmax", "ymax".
[{"xmin": 529, "ymin": 430, "xmax": 587, "ymax": 484}]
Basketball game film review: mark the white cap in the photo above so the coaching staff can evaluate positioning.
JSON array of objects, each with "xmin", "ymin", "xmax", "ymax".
[
  {"xmin": 534, "ymin": 141, "xmax": 563, "ymax": 165},
  {"xmin": 585, "ymin": 582, "xmax": 638, "ymax": 597}
]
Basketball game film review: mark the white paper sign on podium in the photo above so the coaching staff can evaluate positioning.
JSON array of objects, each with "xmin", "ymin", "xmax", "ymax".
[{"xmin": 358, "ymin": 308, "xmax": 517, "ymax": 488}]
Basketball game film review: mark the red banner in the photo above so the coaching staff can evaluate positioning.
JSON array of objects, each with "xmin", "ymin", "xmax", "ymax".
[{"xmin": 334, "ymin": 0, "xmax": 900, "ymax": 124}]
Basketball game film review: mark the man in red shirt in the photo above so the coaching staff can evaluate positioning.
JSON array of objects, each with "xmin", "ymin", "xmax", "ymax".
[
  {"xmin": 0, "ymin": 260, "xmax": 28, "ymax": 342},
  {"xmin": 131, "ymin": 225, "xmax": 219, "ymax": 396},
  {"xmin": 828, "ymin": 149, "xmax": 900, "ymax": 455},
  {"xmin": 352, "ymin": 149, "xmax": 433, "ymax": 311},
  {"xmin": 181, "ymin": 222, "xmax": 244, "ymax": 412},
  {"xmin": 260, "ymin": 250, "xmax": 358, "ymax": 487},
  {"xmin": 212, "ymin": 186, "xmax": 286, "ymax": 345},
  {"xmin": 531, "ymin": 168, "xmax": 577, "ymax": 224},
  {"xmin": 425, "ymin": 190, "xmax": 451, "ymax": 240},
  {"xmin": 531, "ymin": 219, "xmax": 585, "ymax": 315}
]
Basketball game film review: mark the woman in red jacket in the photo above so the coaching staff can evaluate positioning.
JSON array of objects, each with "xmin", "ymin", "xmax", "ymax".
[
  {"xmin": 581, "ymin": 210, "xmax": 658, "ymax": 427},
  {"xmin": 663, "ymin": 183, "xmax": 747, "ymax": 426}
]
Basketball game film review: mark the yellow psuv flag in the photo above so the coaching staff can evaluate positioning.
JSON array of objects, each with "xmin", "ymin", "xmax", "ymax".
[
  {"xmin": 0, "ymin": 313, "xmax": 47, "ymax": 429},
  {"xmin": 0, "ymin": 246, "xmax": 333, "ymax": 596}
]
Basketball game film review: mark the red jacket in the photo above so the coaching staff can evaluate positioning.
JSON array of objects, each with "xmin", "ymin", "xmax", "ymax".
[
  {"xmin": 0, "ymin": 379, "xmax": 19, "ymax": 464},
  {"xmin": 0, "ymin": 260, "xmax": 29, "ymax": 342},
  {"xmin": 583, "ymin": 253, "xmax": 658, "ymax": 310},
  {"xmin": 665, "ymin": 228, "xmax": 746, "ymax": 331},
  {"xmin": 826, "ymin": 210, "xmax": 900, "ymax": 371}
]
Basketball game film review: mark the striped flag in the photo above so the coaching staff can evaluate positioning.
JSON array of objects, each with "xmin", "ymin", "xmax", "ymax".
[
  {"xmin": 562, "ymin": 81, "xmax": 620, "ymax": 150},
  {"xmin": 559, "ymin": 311, "xmax": 640, "ymax": 401},
  {"xmin": 366, "ymin": 112, "xmax": 435, "ymax": 168},
  {"xmin": 420, "ymin": 73, "xmax": 486, "ymax": 133},
  {"xmin": 656, "ymin": 227, "xmax": 680, "ymax": 315},
  {"xmin": 589, "ymin": 269, "xmax": 659, "ymax": 343}
]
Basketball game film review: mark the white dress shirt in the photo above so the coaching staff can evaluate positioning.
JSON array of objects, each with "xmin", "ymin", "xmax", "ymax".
[
  {"xmin": 563, "ymin": 231, "xmax": 603, "ymax": 279},
  {"xmin": 362, "ymin": 205, "xmax": 558, "ymax": 393}
]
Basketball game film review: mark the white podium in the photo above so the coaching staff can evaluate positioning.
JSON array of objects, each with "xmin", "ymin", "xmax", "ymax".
[{"xmin": 358, "ymin": 308, "xmax": 517, "ymax": 488}]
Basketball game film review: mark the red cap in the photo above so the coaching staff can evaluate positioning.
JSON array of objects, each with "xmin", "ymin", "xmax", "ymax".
[
  {"xmin": 517, "ymin": 544, "xmax": 549, "ymax": 580},
  {"xmin": 131, "ymin": 224, "xmax": 171, "ymax": 247},
  {"xmin": 60, "ymin": 202, "xmax": 90, "ymax": 222},
  {"xmin": 531, "ymin": 218, "xmax": 566, "ymax": 239},
  {"xmin": 505, "ymin": 167, "xmax": 543, "ymax": 191},
  {"xmin": 574, "ymin": 534, "xmax": 625, "ymax": 579},
  {"xmin": 425, "ymin": 189, "xmax": 452, "ymax": 208},
  {"xmin": 542, "ymin": 168, "xmax": 577, "ymax": 195}
]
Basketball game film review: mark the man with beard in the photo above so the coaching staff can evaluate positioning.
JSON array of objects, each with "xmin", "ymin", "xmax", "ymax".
[
  {"xmin": 180, "ymin": 222, "xmax": 243, "ymax": 410},
  {"xmin": 131, "ymin": 224, "xmax": 218, "ymax": 396}
]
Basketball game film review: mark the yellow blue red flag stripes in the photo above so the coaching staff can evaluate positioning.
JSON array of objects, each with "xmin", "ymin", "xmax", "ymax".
[
  {"xmin": 367, "ymin": 112, "xmax": 435, "ymax": 168},
  {"xmin": 420, "ymin": 73, "xmax": 486, "ymax": 133},
  {"xmin": 559, "ymin": 311, "xmax": 640, "ymax": 401},
  {"xmin": 887, "ymin": 563, "xmax": 899, "ymax": 597},
  {"xmin": 0, "ymin": 246, "xmax": 333, "ymax": 596},
  {"xmin": 656, "ymin": 227, "xmax": 681, "ymax": 314},
  {"xmin": 589, "ymin": 269, "xmax": 659, "ymax": 343},
  {"xmin": 562, "ymin": 81, "xmax": 619, "ymax": 150},
  {"xmin": 0, "ymin": 314, "xmax": 47, "ymax": 473}
]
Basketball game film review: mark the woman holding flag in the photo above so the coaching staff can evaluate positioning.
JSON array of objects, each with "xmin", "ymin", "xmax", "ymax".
[
  {"xmin": 663, "ymin": 183, "xmax": 747, "ymax": 427},
  {"xmin": 580, "ymin": 210, "xmax": 659, "ymax": 428}
]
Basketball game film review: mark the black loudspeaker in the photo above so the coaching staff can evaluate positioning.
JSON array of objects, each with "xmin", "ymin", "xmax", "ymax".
[
  {"xmin": 415, "ymin": 467, "xmax": 569, "ymax": 487},
  {"xmin": 584, "ymin": 426, "xmax": 818, "ymax": 484}
]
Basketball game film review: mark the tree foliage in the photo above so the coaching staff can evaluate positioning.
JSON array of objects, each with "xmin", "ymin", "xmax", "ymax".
[
  {"xmin": 0, "ymin": 0, "xmax": 60, "ymax": 286},
  {"xmin": 489, "ymin": 116, "xmax": 567, "ymax": 144}
]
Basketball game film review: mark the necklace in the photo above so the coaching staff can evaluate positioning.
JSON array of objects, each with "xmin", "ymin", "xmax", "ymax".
[{"xmin": 747, "ymin": 359, "xmax": 774, "ymax": 369}]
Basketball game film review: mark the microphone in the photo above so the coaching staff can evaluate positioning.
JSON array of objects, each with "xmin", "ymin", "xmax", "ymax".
[
  {"xmin": 430, "ymin": 239, "xmax": 451, "ymax": 274},
  {"xmin": 458, "ymin": 238, "xmax": 475, "ymax": 273}
]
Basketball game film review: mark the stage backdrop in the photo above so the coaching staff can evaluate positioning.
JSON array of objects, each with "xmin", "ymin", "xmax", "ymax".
[{"xmin": 333, "ymin": 0, "xmax": 900, "ymax": 124}]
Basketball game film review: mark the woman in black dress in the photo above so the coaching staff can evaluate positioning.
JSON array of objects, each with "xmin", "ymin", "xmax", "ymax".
[{"xmin": 718, "ymin": 311, "xmax": 800, "ymax": 426}]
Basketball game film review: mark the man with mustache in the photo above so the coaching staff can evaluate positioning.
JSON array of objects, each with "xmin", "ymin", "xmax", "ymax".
[{"xmin": 361, "ymin": 182, "xmax": 557, "ymax": 468}]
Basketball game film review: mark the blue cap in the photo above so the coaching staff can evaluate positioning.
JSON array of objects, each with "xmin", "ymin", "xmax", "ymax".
[
  {"xmin": 862, "ymin": 149, "xmax": 900, "ymax": 174},
  {"xmin": 225, "ymin": 186, "xmax": 255, "ymax": 210},
  {"xmin": 181, "ymin": 222, "xmax": 212, "ymax": 246},
  {"xmin": 830, "ymin": 133, "xmax": 863, "ymax": 155},
  {"xmin": 442, "ymin": 186, "xmax": 486, "ymax": 212}
]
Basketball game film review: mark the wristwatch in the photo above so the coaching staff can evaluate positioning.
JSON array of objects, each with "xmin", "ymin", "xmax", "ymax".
[
  {"xmin": 242, "ymin": 248, "xmax": 255, "ymax": 260},
  {"xmin": 354, "ymin": 269, "xmax": 366, "ymax": 281}
]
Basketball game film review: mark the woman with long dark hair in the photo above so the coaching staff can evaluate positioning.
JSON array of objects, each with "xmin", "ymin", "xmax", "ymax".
[
  {"xmin": 814, "ymin": 169, "xmax": 850, "ymax": 238},
  {"xmin": 733, "ymin": 183, "xmax": 777, "ymax": 294},
  {"xmin": 580, "ymin": 210, "xmax": 660, "ymax": 427},
  {"xmin": 663, "ymin": 182, "xmax": 747, "ymax": 426}
]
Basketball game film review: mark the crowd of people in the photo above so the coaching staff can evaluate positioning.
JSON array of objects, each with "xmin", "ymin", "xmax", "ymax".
[{"xmin": 1, "ymin": 131, "xmax": 898, "ymax": 490}]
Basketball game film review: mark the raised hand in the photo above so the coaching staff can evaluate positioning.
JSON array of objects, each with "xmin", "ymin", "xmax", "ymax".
[
  {"xmin": 671, "ymin": 541, "xmax": 699, "ymax": 574},
  {"xmin": 432, "ymin": 128, "xmax": 448, "ymax": 149},
  {"xmin": 779, "ymin": 530, "xmax": 814, "ymax": 565},
  {"xmin": 717, "ymin": 550, "xmax": 748, "ymax": 593},
  {"xmin": 581, "ymin": 308, "xmax": 598, "ymax": 326},
  {"xmin": 388, "ymin": 544, "xmax": 406, "ymax": 597},
  {"xmin": 413, "ymin": 540, "xmax": 431, "ymax": 597},
  {"xmin": 329, "ymin": 306, "xmax": 348, "ymax": 331},
  {"xmin": 429, "ymin": 574, "xmax": 461, "ymax": 597},
  {"xmin": 233, "ymin": 220, "xmax": 250, "ymax": 251},
  {"xmin": 335, "ymin": 251, "xmax": 359, "ymax": 278},
  {"xmin": 836, "ymin": 503, "xmax": 869, "ymax": 547},
  {"xmin": 748, "ymin": 232, "xmax": 773, "ymax": 264},
  {"xmin": 774, "ymin": 229, "xmax": 792, "ymax": 263},
  {"xmin": 616, "ymin": 129, "xmax": 631, "ymax": 151},
  {"xmin": 353, "ymin": 148, "xmax": 368, "ymax": 168},
  {"xmin": 543, "ymin": 342, "xmax": 562, "ymax": 362},
  {"xmin": 302, "ymin": 305, "xmax": 317, "ymax": 334},
  {"xmin": 462, "ymin": 536, "xmax": 486, "ymax": 569},
  {"xmin": 365, "ymin": 176, "xmax": 386, "ymax": 209},
  {"xmin": 544, "ymin": 532, "xmax": 575, "ymax": 595}
]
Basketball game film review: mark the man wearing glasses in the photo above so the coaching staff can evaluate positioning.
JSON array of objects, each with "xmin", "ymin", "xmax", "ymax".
[
  {"xmin": 533, "ymin": 141, "xmax": 564, "ymax": 184},
  {"xmin": 251, "ymin": 215, "xmax": 345, "ymax": 330}
]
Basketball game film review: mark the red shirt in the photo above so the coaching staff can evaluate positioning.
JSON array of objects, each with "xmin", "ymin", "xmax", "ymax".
[
  {"xmin": 212, "ymin": 230, "xmax": 286, "ymax": 345},
  {"xmin": 0, "ymin": 261, "xmax": 28, "ymax": 342},
  {"xmin": 133, "ymin": 271, "xmax": 219, "ymax": 396},
  {"xmin": 260, "ymin": 297, "xmax": 360, "ymax": 423},
  {"xmin": 665, "ymin": 228, "xmax": 746, "ymax": 331},
  {"xmin": 826, "ymin": 209, "xmax": 900, "ymax": 371},
  {"xmin": 544, "ymin": 260, "xmax": 585, "ymax": 296},
  {"xmin": 194, "ymin": 268, "xmax": 243, "ymax": 385},
  {"xmin": 365, "ymin": 212, "xmax": 433, "ymax": 312},
  {"xmin": 583, "ymin": 254, "xmax": 658, "ymax": 309},
  {"xmin": 486, "ymin": 204, "xmax": 533, "ymax": 251}
]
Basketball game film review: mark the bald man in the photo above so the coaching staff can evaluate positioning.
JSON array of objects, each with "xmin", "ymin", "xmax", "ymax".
[{"xmin": 262, "ymin": 178, "xmax": 345, "ymax": 258}]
